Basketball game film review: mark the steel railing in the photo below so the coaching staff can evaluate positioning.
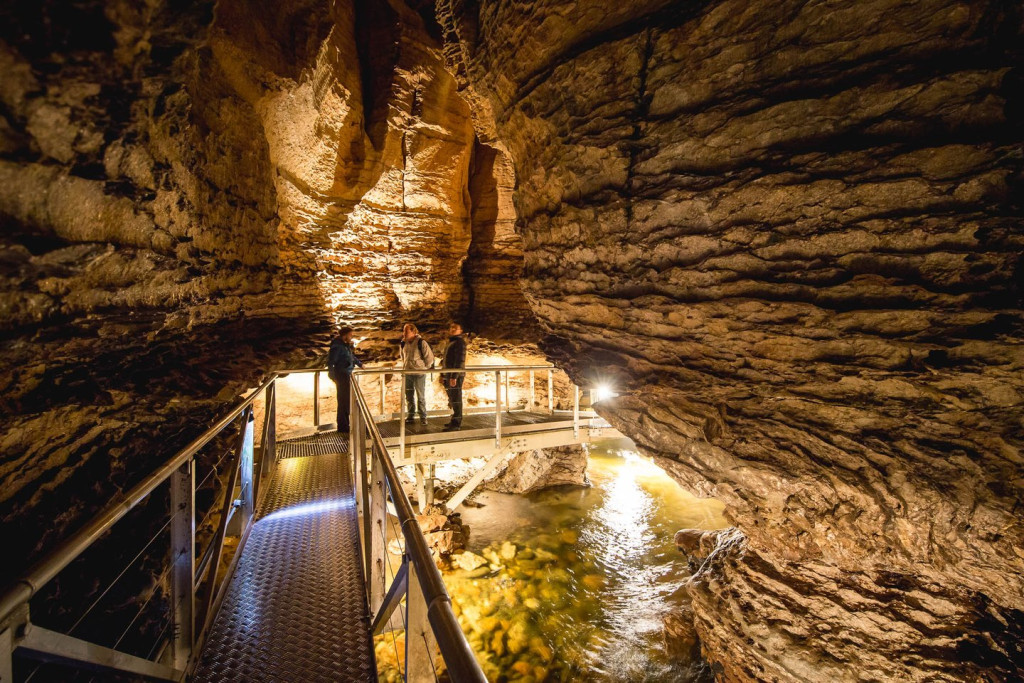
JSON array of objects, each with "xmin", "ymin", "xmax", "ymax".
[
  {"xmin": 349, "ymin": 377, "xmax": 487, "ymax": 682},
  {"xmin": 0, "ymin": 360, "xmax": 596, "ymax": 683},
  {"xmin": 0, "ymin": 375, "xmax": 278, "ymax": 682}
]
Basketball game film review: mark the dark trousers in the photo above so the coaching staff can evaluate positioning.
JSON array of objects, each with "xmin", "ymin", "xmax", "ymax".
[
  {"xmin": 334, "ymin": 372, "xmax": 351, "ymax": 432},
  {"xmin": 444, "ymin": 375, "xmax": 464, "ymax": 425}
]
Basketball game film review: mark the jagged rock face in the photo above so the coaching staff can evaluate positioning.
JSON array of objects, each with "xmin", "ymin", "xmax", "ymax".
[
  {"xmin": 484, "ymin": 445, "xmax": 590, "ymax": 494},
  {"xmin": 0, "ymin": 0, "xmax": 538, "ymax": 583},
  {"xmin": 439, "ymin": 0, "xmax": 1024, "ymax": 679}
]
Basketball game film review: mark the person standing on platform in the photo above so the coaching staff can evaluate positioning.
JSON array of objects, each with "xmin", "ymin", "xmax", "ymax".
[
  {"xmin": 400, "ymin": 323, "xmax": 434, "ymax": 425},
  {"xmin": 441, "ymin": 322, "xmax": 467, "ymax": 431},
  {"xmin": 328, "ymin": 326, "xmax": 362, "ymax": 433}
]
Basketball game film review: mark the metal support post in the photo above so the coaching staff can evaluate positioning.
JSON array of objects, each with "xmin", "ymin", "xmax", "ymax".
[
  {"xmin": 415, "ymin": 464, "xmax": 426, "ymax": 514},
  {"xmin": 494, "ymin": 371, "xmax": 502, "ymax": 447},
  {"xmin": 313, "ymin": 372, "xmax": 320, "ymax": 428},
  {"xmin": 228, "ymin": 413, "xmax": 255, "ymax": 537},
  {"xmin": 399, "ymin": 377, "xmax": 406, "ymax": 462},
  {"xmin": 548, "ymin": 370, "xmax": 554, "ymax": 414},
  {"xmin": 573, "ymin": 384, "xmax": 580, "ymax": 440},
  {"xmin": 169, "ymin": 460, "xmax": 195, "ymax": 670},
  {"xmin": 529, "ymin": 370, "xmax": 535, "ymax": 410},
  {"xmin": 256, "ymin": 382, "xmax": 276, "ymax": 503},
  {"xmin": 198, "ymin": 407, "xmax": 248, "ymax": 628},
  {"xmin": 1, "ymin": 624, "xmax": 14, "ymax": 683},
  {"xmin": 405, "ymin": 563, "xmax": 437, "ymax": 683},
  {"xmin": 504, "ymin": 371, "xmax": 511, "ymax": 413},
  {"xmin": 266, "ymin": 381, "xmax": 277, "ymax": 465},
  {"xmin": 368, "ymin": 453, "xmax": 387, "ymax": 613},
  {"xmin": 426, "ymin": 464, "xmax": 435, "ymax": 508},
  {"xmin": 352, "ymin": 387, "xmax": 364, "ymax": 515},
  {"xmin": 380, "ymin": 374, "xmax": 387, "ymax": 419},
  {"xmin": 356, "ymin": 415, "xmax": 368, "ymax": 518}
]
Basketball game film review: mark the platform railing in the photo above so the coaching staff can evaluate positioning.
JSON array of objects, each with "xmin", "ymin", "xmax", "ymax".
[
  {"xmin": 350, "ymin": 378, "xmax": 487, "ymax": 682},
  {"xmin": 0, "ymin": 376, "xmax": 278, "ymax": 683},
  {"xmin": 0, "ymin": 360, "xmax": 593, "ymax": 683},
  {"xmin": 351, "ymin": 364, "xmax": 581, "ymax": 460}
]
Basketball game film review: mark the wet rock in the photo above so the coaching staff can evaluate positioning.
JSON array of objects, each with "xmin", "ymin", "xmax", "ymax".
[
  {"xmin": 439, "ymin": 0, "xmax": 1024, "ymax": 679},
  {"xmin": 663, "ymin": 606, "xmax": 701, "ymax": 662},
  {"xmin": 452, "ymin": 550, "xmax": 489, "ymax": 572},
  {"xmin": 484, "ymin": 445, "xmax": 590, "ymax": 494}
]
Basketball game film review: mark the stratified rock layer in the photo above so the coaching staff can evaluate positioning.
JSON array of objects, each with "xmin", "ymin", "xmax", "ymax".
[
  {"xmin": 439, "ymin": 0, "xmax": 1024, "ymax": 679},
  {"xmin": 0, "ymin": 0, "xmax": 538, "ymax": 585}
]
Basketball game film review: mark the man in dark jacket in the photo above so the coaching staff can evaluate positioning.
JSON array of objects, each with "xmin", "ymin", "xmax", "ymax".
[
  {"xmin": 328, "ymin": 326, "xmax": 362, "ymax": 432},
  {"xmin": 441, "ymin": 322, "xmax": 467, "ymax": 431}
]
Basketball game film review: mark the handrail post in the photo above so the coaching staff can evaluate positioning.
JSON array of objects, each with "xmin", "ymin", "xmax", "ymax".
[
  {"xmin": 380, "ymin": 373, "xmax": 386, "ymax": 419},
  {"xmin": 415, "ymin": 465, "xmax": 426, "ymax": 515},
  {"xmin": 256, "ymin": 381, "xmax": 276, "ymax": 503},
  {"xmin": 494, "ymin": 370, "xmax": 502, "ymax": 447},
  {"xmin": 313, "ymin": 371, "xmax": 320, "ymax": 428},
  {"xmin": 548, "ymin": 369, "xmax": 554, "ymax": 414},
  {"xmin": 529, "ymin": 370, "xmax": 535, "ymax": 411},
  {"xmin": 368, "ymin": 450, "xmax": 387, "ymax": 612},
  {"xmin": 169, "ymin": 459, "xmax": 195, "ymax": 670},
  {"xmin": 1, "ymin": 623, "xmax": 12, "ymax": 683},
  {"xmin": 229, "ymin": 412, "xmax": 255, "ymax": 536},
  {"xmin": 267, "ymin": 380, "xmax": 277, "ymax": 465},
  {"xmin": 504, "ymin": 371, "xmax": 511, "ymax": 413},
  {"xmin": 405, "ymin": 561, "xmax": 437, "ymax": 682},
  {"xmin": 573, "ymin": 384, "xmax": 580, "ymax": 439},
  {"xmin": 351, "ymin": 379, "xmax": 363, "ymax": 515},
  {"xmin": 399, "ymin": 372, "xmax": 406, "ymax": 462}
]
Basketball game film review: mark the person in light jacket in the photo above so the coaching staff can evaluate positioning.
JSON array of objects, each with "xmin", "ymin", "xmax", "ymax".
[
  {"xmin": 399, "ymin": 323, "xmax": 434, "ymax": 425},
  {"xmin": 328, "ymin": 326, "xmax": 362, "ymax": 432},
  {"xmin": 441, "ymin": 322, "xmax": 466, "ymax": 431}
]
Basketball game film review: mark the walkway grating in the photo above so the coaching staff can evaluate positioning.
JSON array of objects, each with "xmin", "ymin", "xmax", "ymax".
[
  {"xmin": 193, "ymin": 438, "xmax": 375, "ymax": 682},
  {"xmin": 277, "ymin": 432, "xmax": 350, "ymax": 459}
]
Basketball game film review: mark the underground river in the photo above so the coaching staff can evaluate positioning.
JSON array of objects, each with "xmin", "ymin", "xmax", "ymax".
[{"xmin": 378, "ymin": 438, "xmax": 729, "ymax": 681}]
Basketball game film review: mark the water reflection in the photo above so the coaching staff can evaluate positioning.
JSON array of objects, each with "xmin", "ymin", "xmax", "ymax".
[{"xmin": 439, "ymin": 438, "xmax": 728, "ymax": 682}]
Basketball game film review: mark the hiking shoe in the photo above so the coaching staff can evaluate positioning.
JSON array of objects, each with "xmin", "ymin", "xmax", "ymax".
[{"xmin": 420, "ymin": 418, "xmax": 428, "ymax": 426}]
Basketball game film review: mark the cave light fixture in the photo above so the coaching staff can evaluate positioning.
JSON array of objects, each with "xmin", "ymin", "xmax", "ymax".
[{"xmin": 593, "ymin": 382, "xmax": 617, "ymax": 403}]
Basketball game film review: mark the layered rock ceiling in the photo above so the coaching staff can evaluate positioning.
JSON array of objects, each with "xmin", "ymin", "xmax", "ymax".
[
  {"xmin": 0, "ymin": 0, "xmax": 534, "ymax": 583},
  {"xmin": 439, "ymin": 0, "xmax": 1024, "ymax": 679},
  {"xmin": 1, "ymin": 0, "xmax": 1022, "ymax": 681}
]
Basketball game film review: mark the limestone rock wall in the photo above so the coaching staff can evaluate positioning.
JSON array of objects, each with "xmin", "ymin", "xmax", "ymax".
[
  {"xmin": 439, "ymin": 0, "xmax": 1024, "ymax": 679},
  {"xmin": 0, "ymin": 0, "xmax": 538, "ymax": 586}
]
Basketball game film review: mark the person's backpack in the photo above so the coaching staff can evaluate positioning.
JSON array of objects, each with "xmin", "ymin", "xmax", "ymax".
[{"xmin": 418, "ymin": 337, "xmax": 434, "ymax": 368}]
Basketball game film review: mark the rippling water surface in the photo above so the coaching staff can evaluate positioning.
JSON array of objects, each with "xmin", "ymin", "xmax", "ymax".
[{"xmin": 446, "ymin": 438, "xmax": 729, "ymax": 682}]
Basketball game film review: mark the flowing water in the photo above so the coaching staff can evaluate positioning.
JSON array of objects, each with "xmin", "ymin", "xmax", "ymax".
[{"xmin": 424, "ymin": 438, "xmax": 730, "ymax": 682}]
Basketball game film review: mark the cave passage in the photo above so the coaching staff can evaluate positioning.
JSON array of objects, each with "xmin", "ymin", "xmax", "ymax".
[{"xmin": 2, "ymin": 0, "xmax": 1023, "ymax": 681}]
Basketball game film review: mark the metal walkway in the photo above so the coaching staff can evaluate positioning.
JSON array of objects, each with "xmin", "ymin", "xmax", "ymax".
[{"xmin": 193, "ymin": 435, "xmax": 375, "ymax": 682}]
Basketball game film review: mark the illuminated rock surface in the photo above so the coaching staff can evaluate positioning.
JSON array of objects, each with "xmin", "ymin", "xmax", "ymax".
[
  {"xmin": 0, "ymin": 0, "xmax": 534, "ymax": 581},
  {"xmin": 1, "ymin": 0, "xmax": 1022, "ymax": 680},
  {"xmin": 438, "ymin": 0, "xmax": 1024, "ymax": 679}
]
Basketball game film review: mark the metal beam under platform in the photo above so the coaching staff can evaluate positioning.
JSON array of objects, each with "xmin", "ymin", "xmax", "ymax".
[{"xmin": 377, "ymin": 410, "xmax": 621, "ymax": 465}]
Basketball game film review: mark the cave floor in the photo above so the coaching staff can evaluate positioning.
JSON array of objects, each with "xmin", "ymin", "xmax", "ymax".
[{"xmin": 192, "ymin": 444, "xmax": 375, "ymax": 682}]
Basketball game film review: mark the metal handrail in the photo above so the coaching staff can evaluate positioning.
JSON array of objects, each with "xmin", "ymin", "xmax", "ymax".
[
  {"xmin": 351, "ymin": 379, "xmax": 487, "ymax": 682},
  {"xmin": 0, "ymin": 375, "xmax": 276, "ymax": 625}
]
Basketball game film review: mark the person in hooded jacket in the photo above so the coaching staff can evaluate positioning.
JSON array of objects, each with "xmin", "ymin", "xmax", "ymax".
[
  {"xmin": 440, "ymin": 322, "xmax": 466, "ymax": 431},
  {"xmin": 327, "ymin": 326, "xmax": 362, "ymax": 432},
  {"xmin": 399, "ymin": 323, "xmax": 434, "ymax": 425}
]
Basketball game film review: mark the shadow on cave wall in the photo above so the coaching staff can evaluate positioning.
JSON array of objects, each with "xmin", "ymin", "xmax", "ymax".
[{"xmin": 0, "ymin": 0, "xmax": 334, "ymax": 591}]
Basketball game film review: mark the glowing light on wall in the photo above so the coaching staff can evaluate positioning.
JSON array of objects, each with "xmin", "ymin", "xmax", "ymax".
[{"xmin": 593, "ymin": 383, "xmax": 616, "ymax": 403}]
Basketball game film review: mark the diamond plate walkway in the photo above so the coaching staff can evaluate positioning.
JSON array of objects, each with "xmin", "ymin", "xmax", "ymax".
[{"xmin": 193, "ymin": 435, "xmax": 375, "ymax": 682}]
